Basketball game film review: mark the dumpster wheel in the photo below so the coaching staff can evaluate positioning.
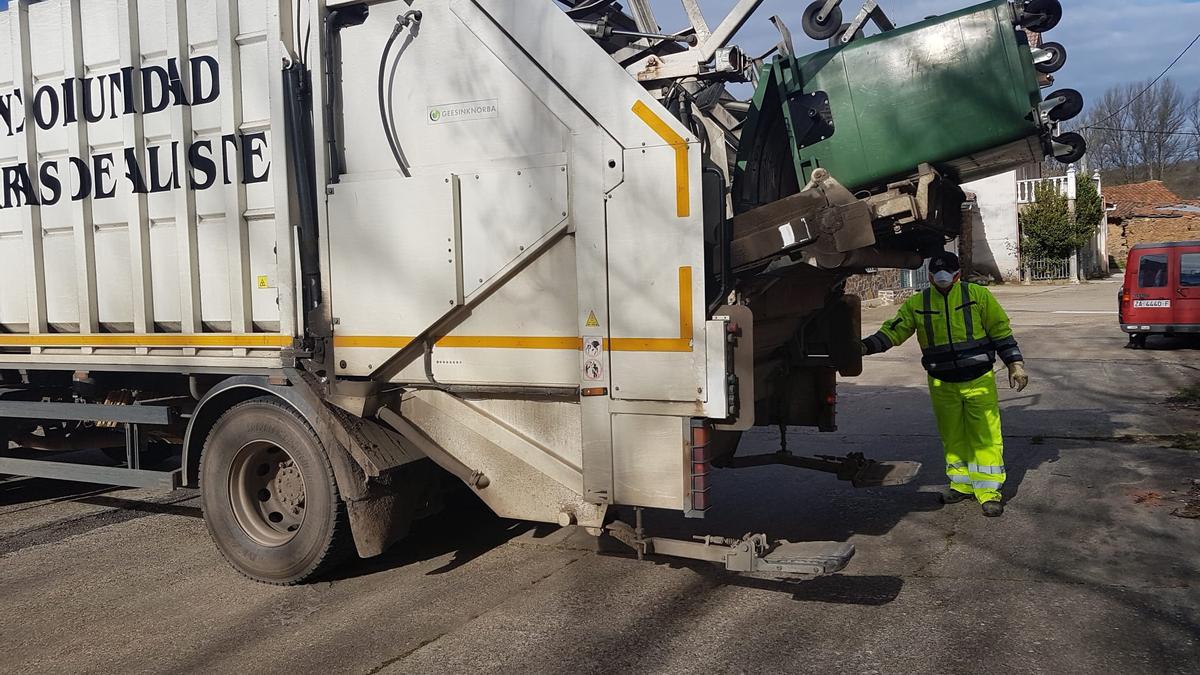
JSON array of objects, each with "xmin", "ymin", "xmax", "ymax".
[
  {"xmin": 1051, "ymin": 132, "xmax": 1086, "ymax": 165},
  {"xmin": 1035, "ymin": 41, "xmax": 1067, "ymax": 74},
  {"xmin": 1044, "ymin": 88, "xmax": 1083, "ymax": 122},
  {"xmin": 802, "ymin": 1, "xmax": 843, "ymax": 41},
  {"xmin": 1019, "ymin": 0, "xmax": 1062, "ymax": 33}
]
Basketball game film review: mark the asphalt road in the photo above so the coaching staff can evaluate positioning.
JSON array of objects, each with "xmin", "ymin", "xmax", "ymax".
[{"xmin": 2, "ymin": 279, "xmax": 1198, "ymax": 674}]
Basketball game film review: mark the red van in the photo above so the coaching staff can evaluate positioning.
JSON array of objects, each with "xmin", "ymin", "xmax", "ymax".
[{"xmin": 1120, "ymin": 240, "xmax": 1200, "ymax": 348}]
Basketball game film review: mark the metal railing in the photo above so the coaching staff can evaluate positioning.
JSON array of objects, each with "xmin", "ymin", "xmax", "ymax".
[
  {"xmin": 1023, "ymin": 257, "xmax": 1072, "ymax": 281},
  {"xmin": 900, "ymin": 261, "xmax": 930, "ymax": 290}
]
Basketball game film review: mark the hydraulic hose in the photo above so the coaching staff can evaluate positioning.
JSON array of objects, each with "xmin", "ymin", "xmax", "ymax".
[{"xmin": 377, "ymin": 11, "xmax": 421, "ymax": 177}]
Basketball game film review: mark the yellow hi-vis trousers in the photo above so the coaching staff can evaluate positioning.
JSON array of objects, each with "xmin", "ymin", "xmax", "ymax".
[{"xmin": 928, "ymin": 371, "xmax": 1007, "ymax": 504}]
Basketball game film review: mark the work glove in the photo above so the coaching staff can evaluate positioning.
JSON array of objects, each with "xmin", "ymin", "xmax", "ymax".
[
  {"xmin": 859, "ymin": 340, "xmax": 869, "ymax": 356},
  {"xmin": 1007, "ymin": 361, "xmax": 1029, "ymax": 392}
]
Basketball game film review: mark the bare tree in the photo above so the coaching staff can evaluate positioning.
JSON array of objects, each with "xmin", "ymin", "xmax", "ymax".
[
  {"xmin": 1190, "ymin": 91, "xmax": 1200, "ymax": 169},
  {"xmin": 1130, "ymin": 79, "xmax": 1189, "ymax": 179},
  {"xmin": 1079, "ymin": 84, "xmax": 1136, "ymax": 181},
  {"xmin": 1080, "ymin": 78, "xmax": 1193, "ymax": 182}
]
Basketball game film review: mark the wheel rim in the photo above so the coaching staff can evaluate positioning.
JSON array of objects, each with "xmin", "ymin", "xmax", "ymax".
[{"xmin": 228, "ymin": 440, "xmax": 307, "ymax": 547}]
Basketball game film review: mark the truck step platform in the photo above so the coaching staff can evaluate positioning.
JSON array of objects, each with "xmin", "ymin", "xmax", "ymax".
[
  {"xmin": 851, "ymin": 460, "xmax": 921, "ymax": 488},
  {"xmin": 759, "ymin": 541, "xmax": 855, "ymax": 576}
]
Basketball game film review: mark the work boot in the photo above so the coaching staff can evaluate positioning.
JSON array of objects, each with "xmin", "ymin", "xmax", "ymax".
[
  {"xmin": 981, "ymin": 500, "xmax": 1004, "ymax": 517},
  {"xmin": 940, "ymin": 487, "xmax": 972, "ymax": 505}
]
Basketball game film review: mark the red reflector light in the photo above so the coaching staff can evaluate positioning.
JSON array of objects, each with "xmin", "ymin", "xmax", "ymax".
[
  {"xmin": 825, "ymin": 394, "xmax": 837, "ymax": 405},
  {"xmin": 690, "ymin": 421, "xmax": 711, "ymax": 513}
]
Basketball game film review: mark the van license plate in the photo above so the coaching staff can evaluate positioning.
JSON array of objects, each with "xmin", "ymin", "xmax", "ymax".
[{"xmin": 1133, "ymin": 299, "xmax": 1170, "ymax": 308}]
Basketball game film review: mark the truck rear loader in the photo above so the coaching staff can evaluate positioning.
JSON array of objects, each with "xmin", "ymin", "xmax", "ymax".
[{"xmin": 0, "ymin": 0, "xmax": 1080, "ymax": 583}]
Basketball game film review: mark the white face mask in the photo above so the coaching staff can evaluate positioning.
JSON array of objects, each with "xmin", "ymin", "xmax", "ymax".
[{"xmin": 932, "ymin": 271, "xmax": 956, "ymax": 289}]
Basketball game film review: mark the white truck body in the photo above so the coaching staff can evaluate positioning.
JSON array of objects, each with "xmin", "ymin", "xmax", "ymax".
[
  {"xmin": 0, "ymin": 0, "xmax": 731, "ymax": 531},
  {"xmin": 0, "ymin": 0, "xmax": 295, "ymax": 370},
  {"xmin": 0, "ymin": 0, "xmax": 1064, "ymax": 582}
]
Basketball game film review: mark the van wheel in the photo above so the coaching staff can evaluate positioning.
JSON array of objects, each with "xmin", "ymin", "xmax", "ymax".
[
  {"xmin": 200, "ymin": 397, "xmax": 353, "ymax": 585},
  {"xmin": 1126, "ymin": 333, "xmax": 1148, "ymax": 349}
]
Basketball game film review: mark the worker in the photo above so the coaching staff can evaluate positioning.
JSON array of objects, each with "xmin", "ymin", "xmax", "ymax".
[{"xmin": 860, "ymin": 252, "xmax": 1028, "ymax": 517}]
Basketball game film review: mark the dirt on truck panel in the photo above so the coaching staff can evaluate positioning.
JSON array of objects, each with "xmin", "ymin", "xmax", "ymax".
[{"xmin": 0, "ymin": 0, "xmax": 1082, "ymax": 584}]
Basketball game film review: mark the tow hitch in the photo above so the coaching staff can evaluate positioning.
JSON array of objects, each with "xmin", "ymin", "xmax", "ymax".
[{"xmin": 606, "ymin": 510, "xmax": 855, "ymax": 577}]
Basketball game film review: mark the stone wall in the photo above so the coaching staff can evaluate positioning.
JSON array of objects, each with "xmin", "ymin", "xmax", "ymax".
[
  {"xmin": 844, "ymin": 269, "xmax": 904, "ymax": 304},
  {"xmin": 1108, "ymin": 216, "xmax": 1200, "ymax": 268}
]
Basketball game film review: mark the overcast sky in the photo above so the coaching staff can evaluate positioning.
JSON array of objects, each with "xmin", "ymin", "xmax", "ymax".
[{"xmin": 648, "ymin": 0, "xmax": 1200, "ymax": 108}]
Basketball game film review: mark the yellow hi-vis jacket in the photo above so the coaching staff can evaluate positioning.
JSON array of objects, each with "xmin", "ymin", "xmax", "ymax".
[{"xmin": 863, "ymin": 281, "xmax": 1023, "ymax": 382}]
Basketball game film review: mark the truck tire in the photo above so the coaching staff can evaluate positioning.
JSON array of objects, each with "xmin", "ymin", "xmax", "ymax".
[{"xmin": 200, "ymin": 397, "xmax": 353, "ymax": 584}]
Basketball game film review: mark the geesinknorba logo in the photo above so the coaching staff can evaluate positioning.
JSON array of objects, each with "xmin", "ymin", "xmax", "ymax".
[{"xmin": 426, "ymin": 99, "xmax": 498, "ymax": 124}]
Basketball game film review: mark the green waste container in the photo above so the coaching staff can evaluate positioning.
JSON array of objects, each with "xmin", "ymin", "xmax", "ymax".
[{"xmin": 736, "ymin": 0, "xmax": 1055, "ymax": 208}]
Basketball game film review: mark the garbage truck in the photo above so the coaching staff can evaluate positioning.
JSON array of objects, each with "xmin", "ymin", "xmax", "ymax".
[{"xmin": 0, "ymin": 0, "xmax": 1081, "ymax": 583}]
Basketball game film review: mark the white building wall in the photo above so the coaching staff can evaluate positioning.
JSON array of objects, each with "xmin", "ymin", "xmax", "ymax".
[{"xmin": 963, "ymin": 171, "xmax": 1021, "ymax": 282}]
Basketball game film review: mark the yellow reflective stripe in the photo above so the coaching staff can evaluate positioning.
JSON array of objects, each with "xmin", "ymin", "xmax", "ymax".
[
  {"xmin": 959, "ymin": 282, "xmax": 976, "ymax": 340},
  {"xmin": 677, "ymin": 265, "xmax": 693, "ymax": 338},
  {"xmin": 333, "ymin": 336, "xmax": 414, "ymax": 349},
  {"xmin": 606, "ymin": 337, "xmax": 692, "ymax": 353},
  {"xmin": 332, "ymin": 335, "xmax": 582, "ymax": 350},
  {"xmin": 439, "ymin": 336, "xmax": 583, "ymax": 350},
  {"xmin": 336, "ymin": 267, "xmax": 695, "ymax": 353},
  {"xmin": 0, "ymin": 334, "xmax": 292, "ymax": 348},
  {"xmin": 921, "ymin": 289, "xmax": 935, "ymax": 345},
  {"xmin": 632, "ymin": 100, "xmax": 690, "ymax": 218}
]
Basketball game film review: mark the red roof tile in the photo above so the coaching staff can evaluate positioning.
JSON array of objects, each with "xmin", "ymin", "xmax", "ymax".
[{"xmin": 1105, "ymin": 180, "xmax": 1183, "ymax": 219}]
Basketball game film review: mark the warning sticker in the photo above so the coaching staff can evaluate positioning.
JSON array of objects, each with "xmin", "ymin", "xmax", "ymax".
[
  {"xmin": 585, "ymin": 311, "xmax": 600, "ymax": 327},
  {"xmin": 584, "ymin": 359, "xmax": 603, "ymax": 381},
  {"xmin": 583, "ymin": 336, "xmax": 604, "ymax": 381},
  {"xmin": 256, "ymin": 275, "xmax": 274, "ymax": 289},
  {"xmin": 583, "ymin": 336, "xmax": 603, "ymax": 358}
]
